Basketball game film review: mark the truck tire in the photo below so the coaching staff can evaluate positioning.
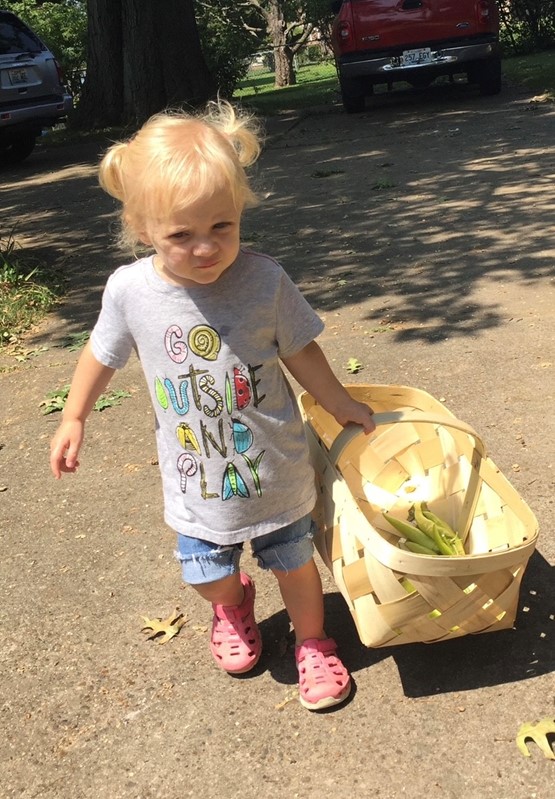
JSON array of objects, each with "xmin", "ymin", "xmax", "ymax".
[
  {"xmin": 477, "ymin": 55, "xmax": 502, "ymax": 96},
  {"xmin": 340, "ymin": 76, "xmax": 366, "ymax": 114},
  {"xmin": 0, "ymin": 133, "xmax": 37, "ymax": 165}
]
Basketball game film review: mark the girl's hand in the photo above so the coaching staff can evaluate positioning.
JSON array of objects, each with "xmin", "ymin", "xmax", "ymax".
[
  {"xmin": 282, "ymin": 341, "xmax": 377, "ymax": 435},
  {"xmin": 333, "ymin": 399, "xmax": 376, "ymax": 434},
  {"xmin": 50, "ymin": 419, "xmax": 85, "ymax": 479},
  {"xmin": 48, "ymin": 343, "xmax": 116, "ymax": 479}
]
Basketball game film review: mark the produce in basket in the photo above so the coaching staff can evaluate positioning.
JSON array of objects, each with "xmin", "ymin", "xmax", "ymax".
[{"xmin": 383, "ymin": 502, "xmax": 465, "ymax": 557}]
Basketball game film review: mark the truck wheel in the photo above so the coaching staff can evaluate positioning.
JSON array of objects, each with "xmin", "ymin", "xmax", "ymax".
[
  {"xmin": 340, "ymin": 77, "xmax": 366, "ymax": 114},
  {"xmin": 477, "ymin": 56, "xmax": 502, "ymax": 96},
  {"xmin": 0, "ymin": 133, "xmax": 37, "ymax": 165}
]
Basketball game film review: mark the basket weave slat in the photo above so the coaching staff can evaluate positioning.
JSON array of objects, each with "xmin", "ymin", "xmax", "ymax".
[{"xmin": 300, "ymin": 384, "xmax": 539, "ymax": 647}]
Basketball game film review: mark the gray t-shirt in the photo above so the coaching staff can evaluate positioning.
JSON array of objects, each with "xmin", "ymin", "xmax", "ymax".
[{"xmin": 90, "ymin": 249, "xmax": 324, "ymax": 544}]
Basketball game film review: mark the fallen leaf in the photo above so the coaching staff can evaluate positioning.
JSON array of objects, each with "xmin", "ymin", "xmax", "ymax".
[
  {"xmin": 516, "ymin": 718, "xmax": 555, "ymax": 760},
  {"xmin": 346, "ymin": 357, "xmax": 363, "ymax": 374},
  {"xmin": 141, "ymin": 609, "xmax": 188, "ymax": 644}
]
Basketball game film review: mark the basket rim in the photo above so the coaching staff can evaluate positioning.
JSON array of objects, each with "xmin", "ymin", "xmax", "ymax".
[{"xmin": 329, "ymin": 410, "xmax": 486, "ymax": 465}]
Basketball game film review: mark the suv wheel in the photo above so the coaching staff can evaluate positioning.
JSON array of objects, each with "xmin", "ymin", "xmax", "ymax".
[
  {"xmin": 477, "ymin": 55, "xmax": 502, "ymax": 97},
  {"xmin": 339, "ymin": 76, "xmax": 366, "ymax": 114},
  {"xmin": 0, "ymin": 133, "xmax": 37, "ymax": 166}
]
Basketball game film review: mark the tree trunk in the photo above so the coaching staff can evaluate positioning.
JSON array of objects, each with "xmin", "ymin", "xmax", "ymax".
[
  {"xmin": 74, "ymin": 0, "xmax": 123, "ymax": 128},
  {"xmin": 155, "ymin": 0, "xmax": 216, "ymax": 108},
  {"xmin": 122, "ymin": 0, "xmax": 216, "ymax": 123},
  {"xmin": 75, "ymin": 0, "xmax": 216, "ymax": 129},
  {"xmin": 266, "ymin": 0, "xmax": 296, "ymax": 88}
]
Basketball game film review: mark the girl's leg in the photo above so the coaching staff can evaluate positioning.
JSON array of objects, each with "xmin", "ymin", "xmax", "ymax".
[
  {"xmin": 271, "ymin": 558, "xmax": 326, "ymax": 643},
  {"xmin": 175, "ymin": 535, "xmax": 261, "ymax": 674},
  {"xmin": 204, "ymin": 571, "xmax": 261, "ymax": 674},
  {"xmin": 192, "ymin": 572, "xmax": 244, "ymax": 607},
  {"xmin": 272, "ymin": 558, "xmax": 351, "ymax": 711}
]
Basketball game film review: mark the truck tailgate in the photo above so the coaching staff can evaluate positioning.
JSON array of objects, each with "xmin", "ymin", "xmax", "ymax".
[{"xmin": 350, "ymin": 0, "xmax": 483, "ymax": 50}]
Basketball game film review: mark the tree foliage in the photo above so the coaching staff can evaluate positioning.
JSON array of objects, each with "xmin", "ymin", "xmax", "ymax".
[
  {"xmin": 499, "ymin": 1, "xmax": 555, "ymax": 53},
  {"xmin": 196, "ymin": 0, "xmax": 334, "ymax": 91},
  {"xmin": 195, "ymin": 1, "xmax": 263, "ymax": 98}
]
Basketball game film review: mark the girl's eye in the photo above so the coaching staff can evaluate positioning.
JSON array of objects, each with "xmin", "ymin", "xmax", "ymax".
[
  {"xmin": 214, "ymin": 222, "xmax": 232, "ymax": 230},
  {"xmin": 170, "ymin": 231, "xmax": 189, "ymax": 240}
]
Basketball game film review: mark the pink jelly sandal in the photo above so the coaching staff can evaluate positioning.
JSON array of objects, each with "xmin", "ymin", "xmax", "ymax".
[
  {"xmin": 295, "ymin": 638, "xmax": 351, "ymax": 710},
  {"xmin": 210, "ymin": 573, "xmax": 262, "ymax": 674}
]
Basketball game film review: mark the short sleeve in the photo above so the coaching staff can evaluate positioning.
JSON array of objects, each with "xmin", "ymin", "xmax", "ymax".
[
  {"xmin": 275, "ymin": 269, "xmax": 324, "ymax": 359},
  {"xmin": 89, "ymin": 275, "xmax": 136, "ymax": 369}
]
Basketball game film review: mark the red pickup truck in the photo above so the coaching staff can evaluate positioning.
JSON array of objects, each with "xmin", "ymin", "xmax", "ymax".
[{"xmin": 331, "ymin": 0, "xmax": 501, "ymax": 113}]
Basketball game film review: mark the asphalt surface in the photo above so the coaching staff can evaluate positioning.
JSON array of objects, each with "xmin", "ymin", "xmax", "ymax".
[{"xmin": 1, "ymin": 80, "xmax": 554, "ymax": 798}]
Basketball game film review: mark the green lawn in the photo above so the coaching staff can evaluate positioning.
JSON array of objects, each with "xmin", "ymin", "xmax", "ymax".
[
  {"xmin": 501, "ymin": 49, "xmax": 555, "ymax": 97},
  {"xmin": 234, "ymin": 62, "xmax": 339, "ymax": 114}
]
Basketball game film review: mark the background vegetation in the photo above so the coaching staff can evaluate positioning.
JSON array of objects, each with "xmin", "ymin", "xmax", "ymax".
[
  {"xmin": 2, "ymin": 1, "xmax": 555, "ymax": 348},
  {"xmin": 4, "ymin": 1, "xmax": 555, "ymax": 115}
]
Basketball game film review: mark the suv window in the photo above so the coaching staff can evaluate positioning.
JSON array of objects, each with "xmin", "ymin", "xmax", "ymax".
[{"xmin": 0, "ymin": 15, "xmax": 45, "ymax": 54}]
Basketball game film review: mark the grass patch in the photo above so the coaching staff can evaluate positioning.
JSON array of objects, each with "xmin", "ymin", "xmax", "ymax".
[
  {"xmin": 502, "ymin": 50, "xmax": 555, "ymax": 98},
  {"xmin": 0, "ymin": 229, "xmax": 64, "ymax": 347},
  {"xmin": 234, "ymin": 62, "xmax": 339, "ymax": 114}
]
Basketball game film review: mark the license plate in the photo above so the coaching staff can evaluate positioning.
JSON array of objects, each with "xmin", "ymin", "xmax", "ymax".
[
  {"xmin": 400, "ymin": 48, "xmax": 432, "ymax": 67},
  {"xmin": 9, "ymin": 67, "xmax": 28, "ymax": 85}
]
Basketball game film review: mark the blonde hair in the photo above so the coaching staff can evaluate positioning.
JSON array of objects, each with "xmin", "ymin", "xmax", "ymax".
[{"xmin": 99, "ymin": 100, "xmax": 262, "ymax": 251}]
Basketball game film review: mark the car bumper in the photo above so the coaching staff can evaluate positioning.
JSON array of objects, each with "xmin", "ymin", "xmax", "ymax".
[
  {"xmin": 339, "ymin": 41, "xmax": 499, "ymax": 81},
  {"xmin": 0, "ymin": 93, "xmax": 73, "ymax": 131}
]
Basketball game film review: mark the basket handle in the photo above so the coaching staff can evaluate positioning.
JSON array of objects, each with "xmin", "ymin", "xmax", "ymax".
[
  {"xmin": 328, "ymin": 410, "xmax": 486, "ymax": 465},
  {"xmin": 327, "ymin": 410, "xmax": 486, "ymax": 543}
]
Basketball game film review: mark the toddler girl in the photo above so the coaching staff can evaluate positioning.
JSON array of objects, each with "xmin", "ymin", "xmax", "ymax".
[{"xmin": 50, "ymin": 101, "xmax": 375, "ymax": 711}]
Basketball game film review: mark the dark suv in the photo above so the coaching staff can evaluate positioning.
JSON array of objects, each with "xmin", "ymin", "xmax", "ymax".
[
  {"xmin": 0, "ymin": 9, "xmax": 72, "ymax": 164},
  {"xmin": 331, "ymin": 0, "xmax": 502, "ymax": 113}
]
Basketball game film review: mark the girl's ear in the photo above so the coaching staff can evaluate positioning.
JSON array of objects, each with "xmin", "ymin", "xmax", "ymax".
[{"xmin": 138, "ymin": 230, "xmax": 152, "ymax": 246}]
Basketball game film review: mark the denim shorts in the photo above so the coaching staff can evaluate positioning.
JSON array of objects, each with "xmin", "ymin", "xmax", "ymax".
[{"xmin": 175, "ymin": 513, "xmax": 315, "ymax": 585}]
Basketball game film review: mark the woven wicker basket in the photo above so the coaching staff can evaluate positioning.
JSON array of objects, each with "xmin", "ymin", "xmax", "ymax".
[{"xmin": 300, "ymin": 384, "xmax": 539, "ymax": 648}]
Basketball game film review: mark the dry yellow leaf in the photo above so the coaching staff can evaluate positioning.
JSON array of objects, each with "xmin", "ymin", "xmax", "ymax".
[
  {"xmin": 516, "ymin": 718, "xmax": 555, "ymax": 760},
  {"xmin": 141, "ymin": 608, "xmax": 188, "ymax": 644}
]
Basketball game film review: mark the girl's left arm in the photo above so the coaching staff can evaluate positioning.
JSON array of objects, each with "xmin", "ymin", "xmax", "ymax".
[{"xmin": 281, "ymin": 340, "xmax": 376, "ymax": 433}]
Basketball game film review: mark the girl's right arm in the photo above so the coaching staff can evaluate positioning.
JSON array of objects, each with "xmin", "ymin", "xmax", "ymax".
[{"xmin": 50, "ymin": 341, "xmax": 116, "ymax": 479}]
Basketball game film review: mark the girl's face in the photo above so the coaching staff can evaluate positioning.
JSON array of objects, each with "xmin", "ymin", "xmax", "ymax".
[{"xmin": 141, "ymin": 188, "xmax": 242, "ymax": 287}]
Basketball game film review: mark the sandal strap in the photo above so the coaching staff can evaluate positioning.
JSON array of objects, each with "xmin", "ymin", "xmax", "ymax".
[{"xmin": 295, "ymin": 638, "xmax": 351, "ymax": 710}]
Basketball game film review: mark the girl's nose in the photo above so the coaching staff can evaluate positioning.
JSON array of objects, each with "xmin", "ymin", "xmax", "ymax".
[{"xmin": 192, "ymin": 237, "xmax": 217, "ymax": 256}]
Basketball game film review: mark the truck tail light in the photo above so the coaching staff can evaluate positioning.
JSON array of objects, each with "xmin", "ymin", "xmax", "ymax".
[
  {"xmin": 478, "ymin": 1, "xmax": 490, "ymax": 21},
  {"xmin": 337, "ymin": 21, "xmax": 352, "ymax": 44},
  {"xmin": 54, "ymin": 58, "xmax": 65, "ymax": 85}
]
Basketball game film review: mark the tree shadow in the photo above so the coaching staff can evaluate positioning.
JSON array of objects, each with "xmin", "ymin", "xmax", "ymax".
[
  {"xmin": 247, "ymin": 84, "xmax": 555, "ymax": 343},
  {"xmin": 3, "ymin": 86, "xmax": 554, "ymax": 350}
]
